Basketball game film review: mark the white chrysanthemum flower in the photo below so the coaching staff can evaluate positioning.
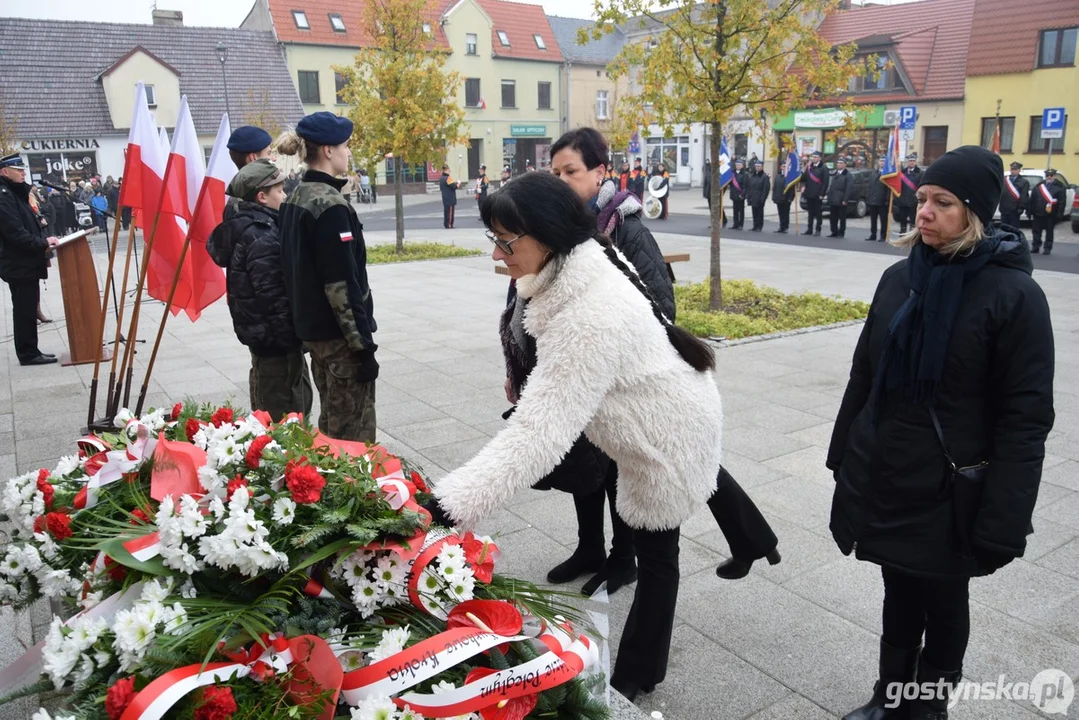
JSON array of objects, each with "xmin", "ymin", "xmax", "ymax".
[
  {"xmin": 351, "ymin": 695, "xmax": 399, "ymax": 720},
  {"xmin": 52, "ymin": 455, "xmax": 82, "ymax": 478},
  {"xmin": 207, "ymin": 495, "xmax": 226, "ymax": 521},
  {"xmin": 1, "ymin": 547, "xmax": 27, "ymax": 579},
  {"xmin": 272, "ymin": 496, "xmax": 296, "ymax": 525},
  {"xmin": 113, "ymin": 408, "xmax": 134, "ymax": 427},
  {"xmin": 419, "ymin": 566, "xmax": 444, "ymax": 595},
  {"xmin": 37, "ymin": 568, "xmax": 74, "ymax": 598},
  {"xmin": 42, "ymin": 618, "xmax": 78, "ymax": 689},
  {"xmin": 79, "ymin": 590, "xmax": 104, "ymax": 612},
  {"xmin": 177, "ymin": 495, "xmax": 207, "ymax": 538},
  {"xmin": 21, "ymin": 544, "xmax": 43, "ymax": 573},
  {"xmin": 34, "ymin": 531, "xmax": 59, "ymax": 560},
  {"xmin": 70, "ymin": 616, "xmax": 108, "ymax": 648},
  {"xmin": 192, "ymin": 426, "xmax": 210, "ymax": 450},
  {"xmin": 340, "ymin": 650, "xmax": 366, "ymax": 672},
  {"xmin": 447, "ymin": 574, "xmax": 476, "ymax": 603},
  {"xmin": 351, "ymin": 575, "xmax": 382, "ymax": 607},
  {"xmin": 367, "ymin": 625, "xmax": 410, "ymax": 664},
  {"xmin": 72, "ymin": 654, "xmax": 95, "ymax": 686},
  {"xmin": 397, "ymin": 706, "xmax": 425, "ymax": 720},
  {"xmin": 436, "ymin": 557, "xmax": 466, "ymax": 582},
  {"xmin": 439, "ymin": 544, "xmax": 465, "ymax": 566},
  {"xmin": 142, "ymin": 578, "xmax": 172, "ymax": 603}
]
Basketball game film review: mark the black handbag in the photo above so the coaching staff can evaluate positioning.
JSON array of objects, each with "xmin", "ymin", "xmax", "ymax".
[
  {"xmin": 929, "ymin": 407, "xmax": 989, "ymax": 558},
  {"xmin": 502, "ymin": 406, "xmax": 610, "ymax": 496}
]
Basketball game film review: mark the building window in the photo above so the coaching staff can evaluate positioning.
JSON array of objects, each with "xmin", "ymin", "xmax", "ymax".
[
  {"xmin": 465, "ymin": 78, "xmax": 481, "ymax": 107},
  {"xmin": 980, "ymin": 116, "xmax": 1015, "ymax": 152},
  {"xmin": 533, "ymin": 34, "xmax": 546, "ymax": 49},
  {"xmin": 466, "ymin": 33, "xmax": 478, "ymax": 55},
  {"xmin": 328, "ymin": 13, "xmax": 345, "ymax": 32},
  {"xmin": 847, "ymin": 54, "xmax": 902, "ymax": 93},
  {"xmin": 335, "ymin": 72, "xmax": 348, "ymax": 105},
  {"xmin": 145, "ymin": 84, "xmax": 157, "ymax": 107},
  {"xmin": 422, "ymin": 22, "xmax": 431, "ymax": 33},
  {"xmin": 497, "ymin": 30, "xmax": 510, "ymax": 46},
  {"xmin": 298, "ymin": 71, "xmax": 320, "ymax": 104},
  {"xmin": 1038, "ymin": 27, "xmax": 1078, "ymax": 68},
  {"xmin": 1028, "ymin": 114, "xmax": 1068, "ymax": 153},
  {"xmin": 596, "ymin": 90, "xmax": 609, "ymax": 120},
  {"xmin": 537, "ymin": 81, "xmax": 551, "ymax": 110},
  {"xmin": 501, "ymin": 79, "xmax": 516, "ymax": 108},
  {"xmin": 734, "ymin": 133, "xmax": 748, "ymax": 160},
  {"xmin": 292, "ymin": 10, "xmax": 309, "ymax": 29},
  {"xmin": 203, "ymin": 146, "xmax": 213, "ymax": 165}
]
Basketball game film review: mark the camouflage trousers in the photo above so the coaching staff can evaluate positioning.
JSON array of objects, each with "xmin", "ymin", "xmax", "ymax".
[
  {"xmin": 249, "ymin": 349, "xmax": 314, "ymax": 423},
  {"xmin": 306, "ymin": 339, "xmax": 377, "ymax": 443}
]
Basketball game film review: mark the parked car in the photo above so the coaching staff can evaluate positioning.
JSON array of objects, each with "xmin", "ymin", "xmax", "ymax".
[
  {"xmin": 993, "ymin": 169, "xmax": 1075, "ymax": 226},
  {"xmin": 799, "ymin": 168, "xmax": 875, "ymax": 218}
]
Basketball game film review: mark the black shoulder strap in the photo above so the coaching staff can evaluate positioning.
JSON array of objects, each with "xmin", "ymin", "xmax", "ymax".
[{"xmin": 928, "ymin": 406, "xmax": 956, "ymax": 471}]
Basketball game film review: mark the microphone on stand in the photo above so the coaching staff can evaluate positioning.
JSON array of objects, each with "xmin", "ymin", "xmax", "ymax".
[{"xmin": 39, "ymin": 179, "xmax": 72, "ymax": 194}]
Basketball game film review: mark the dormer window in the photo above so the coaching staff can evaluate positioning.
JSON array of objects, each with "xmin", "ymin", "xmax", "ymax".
[
  {"xmin": 533, "ymin": 34, "xmax": 546, "ymax": 49},
  {"xmin": 329, "ymin": 13, "xmax": 345, "ymax": 32},
  {"xmin": 497, "ymin": 30, "xmax": 510, "ymax": 46},
  {"xmin": 292, "ymin": 10, "xmax": 309, "ymax": 29},
  {"xmin": 145, "ymin": 84, "xmax": 157, "ymax": 108}
]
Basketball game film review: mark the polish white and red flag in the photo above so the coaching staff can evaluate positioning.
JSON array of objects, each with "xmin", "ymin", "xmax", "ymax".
[
  {"xmin": 182, "ymin": 113, "xmax": 234, "ymax": 319},
  {"xmin": 117, "ymin": 82, "xmax": 166, "ymax": 235}
]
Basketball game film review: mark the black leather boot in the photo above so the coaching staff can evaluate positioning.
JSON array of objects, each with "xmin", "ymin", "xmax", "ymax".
[
  {"xmin": 907, "ymin": 655, "xmax": 961, "ymax": 720},
  {"xmin": 715, "ymin": 549, "xmax": 781, "ymax": 580},
  {"xmin": 581, "ymin": 555, "xmax": 637, "ymax": 596},
  {"xmin": 547, "ymin": 549, "xmax": 604, "ymax": 584},
  {"xmin": 842, "ymin": 640, "xmax": 921, "ymax": 720}
]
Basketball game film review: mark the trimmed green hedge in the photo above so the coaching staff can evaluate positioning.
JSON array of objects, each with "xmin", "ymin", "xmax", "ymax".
[{"xmin": 368, "ymin": 242, "xmax": 484, "ymax": 264}]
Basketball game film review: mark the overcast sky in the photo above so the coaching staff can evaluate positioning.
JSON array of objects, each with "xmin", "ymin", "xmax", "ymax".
[{"xmin": 5, "ymin": 0, "xmax": 595, "ymax": 26}]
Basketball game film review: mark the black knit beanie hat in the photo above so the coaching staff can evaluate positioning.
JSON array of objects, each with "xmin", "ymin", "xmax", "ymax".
[{"xmin": 918, "ymin": 145, "xmax": 1003, "ymax": 228}]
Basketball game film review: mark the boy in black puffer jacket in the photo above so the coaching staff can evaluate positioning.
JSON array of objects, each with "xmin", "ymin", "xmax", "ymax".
[{"xmin": 207, "ymin": 159, "xmax": 313, "ymax": 421}]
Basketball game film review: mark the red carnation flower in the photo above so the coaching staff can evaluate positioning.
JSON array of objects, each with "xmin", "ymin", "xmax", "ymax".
[
  {"xmin": 226, "ymin": 475, "xmax": 248, "ymax": 500},
  {"xmin": 171, "ymin": 402, "xmax": 183, "ymax": 421},
  {"xmin": 45, "ymin": 511, "xmax": 73, "ymax": 541},
  {"xmin": 33, "ymin": 515, "xmax": 46, "ymax": 534},
  {"xmin": 36, "ymin": 476, "xmax": 55, "ymax": 510},
  {"xmin": 211, "ymin": 407, "xmax": 234, "ymax": 428},
  {"xmin": 185, "ymin": 417, "xmax": 203, "ymax": 442},
  {"xmin": 37, "ymin": 468, "xmax": 49, "ymax": 484},
  {"xmin": 285, "ymin": 463, "xmax": 325, "ymax": 505},
  {"xmin": 104, "ymin": 555, "xmax": 128, "ymax": 582},
  {"xmin": 195, "ymin": 685, "xmax": 238, "ymax": 720},
  {"xmin": 245, "ymin": 435, "xmax": 273, "ymax": 469},
  {"xmin": 410, "ymin": 470, "xmax": 429, "ymax": 493},
  {"xmin": 105, "ymin": 676, "xmax": 137, "ymax": 720}
]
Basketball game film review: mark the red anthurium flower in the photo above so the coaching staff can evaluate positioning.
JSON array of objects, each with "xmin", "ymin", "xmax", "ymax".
[
  {"xmin": 171, "ymin": 402, "xmax": 183, "ymax": 421},
  {"xmin": 465, "ymin": 667, "xmax": 538, "ymax": 720},
  {"xmin": 210, "ymin": 407, "xmax": 234, "ymax": 428},
  {"xmin": 446, "ymin": 599, "xmax": 523, "ymax": 636},
  {"xmin": 461, "ymin": 532, "xmax": 500, "ymax": 584},
  {"xmin": 105, "ymin": 676, "xmax": 137, "ymax": 720},
  {"xmin": 410, "ymin": 470, "xmax": 429, "ymax": 493},
  {"xmin": 251, "ymin": 409, "xmax": 273, "ymax": 428},
  {"xmin": 245, "ymin": 435, "xmax": 273, "ymax": 469}
]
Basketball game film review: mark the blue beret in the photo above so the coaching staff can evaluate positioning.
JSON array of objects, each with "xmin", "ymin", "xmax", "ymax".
[
  {"xmin": 296, "ymin": 112, "xmax": 353, "ymax": 146},
  {"xmin": 227, "ymin": 126, "xmax": 272, "ymax": 153}
]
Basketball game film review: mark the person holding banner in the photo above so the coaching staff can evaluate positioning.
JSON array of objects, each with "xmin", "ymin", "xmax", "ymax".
[
  {"xmin": 998, "ymin": 161, "xmax": 1029, "ymax": 230},
  {"xmin": 1029, "ymin": 169, "xmax": 1066, "ymax": 256},
  {"xmin": 278, "ymin": 112, "xmax": 378, "ymax": 442},
  {"xmin": 0, "ymin": 154, "xmax": 59, "ymax": 366},
  {"xmin": 772, "ymin": 162, "xmax": 795, "ymax": 233},
  {"xmin": 897, "ymin": 153, "xmax": 922, "ymax": 233},
  {"xmin": 729, "ymin": 159, "xmax": 748, "ymax": 229},
  {"xmin": 800, "ymin": 151, "xmax": 828, "ymax": 236}
]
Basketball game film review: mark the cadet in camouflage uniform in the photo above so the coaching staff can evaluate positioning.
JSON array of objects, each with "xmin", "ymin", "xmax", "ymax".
[
  {"xmin": 278, "ymin": 112, "xmax": 377, "ymax": 442},
  {"xmin": 224, "ymin": 126, "xmax": 274, "ymax": 220}
]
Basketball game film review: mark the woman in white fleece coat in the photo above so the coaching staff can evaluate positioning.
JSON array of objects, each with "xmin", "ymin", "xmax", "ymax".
[{"xmin": 433, "ymin": 171, "xmax": 722, "ymax": 701}]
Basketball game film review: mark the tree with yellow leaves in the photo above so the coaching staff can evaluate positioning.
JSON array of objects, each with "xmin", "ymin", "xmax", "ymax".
[
  {"xmin": 336, "ymin": 0, "xmax": 468, "ymax": 252},
  {"xmin": 588, "ymin": 0, "xmax": 866, "ymax": 309},
  {"xmin": 242, "ymin": 89, "xmax": 283, "ymax": 139}
]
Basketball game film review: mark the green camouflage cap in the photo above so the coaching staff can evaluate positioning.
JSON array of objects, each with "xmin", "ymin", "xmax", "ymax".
[{"xmin": 228, "ymin": 159, "xmax": 284, "ymax": 201}]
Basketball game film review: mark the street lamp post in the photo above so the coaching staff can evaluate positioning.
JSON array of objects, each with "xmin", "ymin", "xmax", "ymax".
[{"xmin": 215, "ymin": 42, "xmax": 231, "ymax": 120}]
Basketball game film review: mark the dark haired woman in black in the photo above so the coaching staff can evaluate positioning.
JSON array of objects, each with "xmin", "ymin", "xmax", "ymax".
[{"xmin": 433, "ymin": 171, "xmax": 725, "ymax": 700}]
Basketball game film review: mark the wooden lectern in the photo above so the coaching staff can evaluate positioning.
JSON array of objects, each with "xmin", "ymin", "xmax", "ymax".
[{"xmin": 54, "ymin": 231, "xmax": 112, "ymax": 366}]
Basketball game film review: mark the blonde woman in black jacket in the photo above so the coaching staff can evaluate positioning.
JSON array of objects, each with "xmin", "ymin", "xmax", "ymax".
[{"xmin": 828, "ymin": 146, "xmax": 1054, "ymax": 720}]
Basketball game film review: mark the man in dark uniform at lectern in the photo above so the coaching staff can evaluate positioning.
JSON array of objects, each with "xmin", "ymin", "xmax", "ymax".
[{"xmin": 0, "ymin": 154, "xmax": 59, "ymax": 365}]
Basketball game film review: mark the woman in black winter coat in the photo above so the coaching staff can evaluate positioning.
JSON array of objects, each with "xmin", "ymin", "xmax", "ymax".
[{"xmin": 828, "ymin": 146, "xmax": 1054, "ymax": 720}]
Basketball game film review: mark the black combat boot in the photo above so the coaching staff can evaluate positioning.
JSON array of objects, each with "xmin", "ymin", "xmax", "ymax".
[
  {"xmin": 842, "ymin": 640, "xmax": 921, "ymax": 720},
  {"xmin": 907, "ymin": 655, "xmax": 961, "ymax": 720}
]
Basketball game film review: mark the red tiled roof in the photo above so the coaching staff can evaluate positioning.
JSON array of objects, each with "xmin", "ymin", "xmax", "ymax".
[
  {"xmin": 266, "ymin": 0, "xmax": 450, "ymax": 50},
  {"xmin": 474, "ymin": 0, "xmax": 563, "ymax": 63},
  {"xmin": 815, "ymin": 0, "xmax": 975, "ymax": 102},
  {"xmin": 967, "ymin": 0, "xmax": 1079, "ymax": 75}
]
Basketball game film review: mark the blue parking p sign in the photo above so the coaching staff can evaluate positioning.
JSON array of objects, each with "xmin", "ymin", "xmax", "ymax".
[
  {"xmin": 899, "ymin": 106, "xmax": 917, "ymax": 130},
  {"xmin": 1042, "ymin": 108, "xmax": 1065, "ymax": 139}
]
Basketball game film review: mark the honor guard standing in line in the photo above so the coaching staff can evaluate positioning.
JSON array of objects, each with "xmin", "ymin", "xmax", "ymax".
[
  {"xmin": 0, "ymin": 154, "xmax": 59, "ymax": 365},
  {"xmin": 225, "ymin": 126, "xmax": 274, "ymax": 219},
  {"xmin": 440, "ymin": 164, "xmax": 463, "ymax": 229},
  {"xmin": 475, "ymin": 164, "xmax": 489, "ymax": 214},
  {"xmin": 1030, "ymin": 168, "xmax": 1066, "ymax": 255},
  {"xmin": 998, "ymin": 161, "xmax": 1029, "ymax": 230},
  {"xmin": 827, "ymin": 156, "xmax": 854, "ymax": 238},
  {"xmin": 278, "ymin": 112, "xmax": 378, "ymax": 442},
  {"xmin": 630, "ymin": 158, "xmax": 646, "ymax": 200},
  {"xmin": 746, "ymin": 159, "xmax": 770, "ymax": 231},
  {"xmin": 771, "ymin": 162, "xmax": 794, "ymax": 234},
  {"xmin": 729, "ymin": 159, "xmax": 748, "ymax": 229},
  {"xmin": 897, "ymin": 153, "xmax": 922, "ymax": 233},
  {"xmin": 865, "ymin": 156, "xmax": 889, "ymax": 242},
  {"xmin": 800, "ymin": 151, "xmax": 829, "ymax": 236}
]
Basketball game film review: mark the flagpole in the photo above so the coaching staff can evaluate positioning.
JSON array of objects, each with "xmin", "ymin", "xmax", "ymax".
[
  {"xmin": 885, "ymin": 192, "xmax": 894, "ymax": 243},
  {"xmin": 104, "ymin": 224, "xmax": 138, "ymax": 419},
  {"xmin": 86, "ymin": 210, "xmax": 124, "ymax": 429},
  {"xmin": 115, "ymin": 210, "xmax": 166, "ymax": 412}
]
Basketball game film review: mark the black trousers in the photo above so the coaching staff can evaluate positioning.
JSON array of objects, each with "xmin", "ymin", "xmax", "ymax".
[
  {"xmin": 8, "ymin": 281, "xmax": 41, "ymax": 361},
  {"xmin": 732, "ymin": 199, "xmax": 745, "ymax": 228},
  {"xmin": 829, "ymin": 205, "xmax": 847, "ymax": 236},
  {"xmin": 881, "ymin": 566, "xmax": 970, "ymax": 671},
  {"xmin": 750, "ymin": 203, "xmax": 764, "ymax": 229},
  {"xmin": 869, "ymin": 204, "xmax": 888, "ymax": 239},
  {"xmin": 443, "ymin": 204, "xmax": 456, "ymax": 228},
  {"xmin": 1032, "ymin": 215, "xmax": 1055, "ymax": 251},
  {"xmin": 806, "ymin": 197, "xmax": 823, "ymax": 232},
  {"xmin": 775, "ymin": 201, "xmax": 790, "ymax": 230},
  {"xmin": 707, "ymin": 466, "xmax": 778, "ymax": 559},
  {"xmin": 612, "ymin": 525, "xmax": 680, "ymax": 687},
  {"xmin": 574, "ymin": 462, "xmax": 635, "ymax": 562},
  {"xmin": 898, "ymin": 205, "xmax": 916, "ymax": 232},
  {"xmin": 1000, "ymin": 210, "xmax": 1021, "ymax": 229}
]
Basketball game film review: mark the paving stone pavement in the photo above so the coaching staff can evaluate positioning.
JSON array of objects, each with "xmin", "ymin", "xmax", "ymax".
[{"xmin": 1, "ymin": 229, "xmax": 1077, "ymax": 719}]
